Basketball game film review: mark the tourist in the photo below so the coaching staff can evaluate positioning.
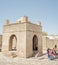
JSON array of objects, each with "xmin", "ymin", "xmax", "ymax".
[
  {"xmin": 53, "ymin": 45, "xmax": 58, "ymax": 58},
  {"xmin": 47, "ymin": 48, "xmax": 55, "ymax": 60},
  {"xmin": 53, "ymin": 45, "xmax": 57, "ymax": 55}
]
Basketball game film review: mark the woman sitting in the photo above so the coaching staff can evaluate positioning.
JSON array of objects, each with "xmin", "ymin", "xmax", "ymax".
[{"xmin": 47, "ymin": 48, "xmax": 55, "ymax": 60}]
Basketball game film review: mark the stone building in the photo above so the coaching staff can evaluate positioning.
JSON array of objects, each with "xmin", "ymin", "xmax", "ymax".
[
  {"xmin": 0, "ymin": 35, "xmax": 2, "ymax": 51},
  {"xmin": 2, "ymin": 16, "xmax": 42, "ymax": 58},
  {"xmin": 42, "ymin": 34, "xmax": 58, "ymax": 51}
]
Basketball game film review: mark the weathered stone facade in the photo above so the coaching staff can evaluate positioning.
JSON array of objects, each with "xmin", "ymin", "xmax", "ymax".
[
  {"xmin": 2, "ymin": 16, "xmax": 42, "ymax": 58},
  {"xmin": 0, "ymin": 35, "xmax": 2, "ymax": 51},
  {"xmin": 42, "ymin": 35, "xmax": 58, "ymax": 51},
  {"xmin": 0, "ymin": 16, "xmax": 58, "ymax": 57}
]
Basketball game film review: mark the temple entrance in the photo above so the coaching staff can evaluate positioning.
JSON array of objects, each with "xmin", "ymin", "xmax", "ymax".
[
  {"xmin": 9, "ymin": 35, "xmax": 17, "ymax": 51},
  {"xmin": 32, "ymin": 35, "xmax": 38, "ymax": 56},
  {"xmin": 33, "ymin": 35, "xmax": 38, "ymax": 51}
]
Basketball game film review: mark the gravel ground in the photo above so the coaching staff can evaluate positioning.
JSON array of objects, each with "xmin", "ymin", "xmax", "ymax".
[{"xmin": 0, "ymin": 52, "xmax": 58, "ymax": 65}]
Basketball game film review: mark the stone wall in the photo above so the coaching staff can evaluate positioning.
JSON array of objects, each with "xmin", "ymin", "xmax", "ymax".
[
  {"xmin": 0, "ymin": 35, "xmax": 2, "ymax": 51},
  {"xmin": 26, "ymin": 22, "xmax": 42, "ymax": 57},
  {"xmin": 42, "ymin": 36, "xmax": 58, "ymax": 51},
  {"xmin": 2, "ymin": 16, "xmax": 42, "ymax": 58}
]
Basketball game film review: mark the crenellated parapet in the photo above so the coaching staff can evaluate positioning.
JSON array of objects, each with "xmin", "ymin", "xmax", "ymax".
[{"xmin": 4, "ymin": 16, "xmax": 42, "ymax": 27}]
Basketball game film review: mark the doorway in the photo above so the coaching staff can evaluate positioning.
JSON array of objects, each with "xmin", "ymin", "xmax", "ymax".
[
  {"xmin": 33, "ymin": 35, "xmax": 38, "ymax": 51},
  {"xmin": 9, "ymin": 35, "xmax": 17, "ymax": 51}
]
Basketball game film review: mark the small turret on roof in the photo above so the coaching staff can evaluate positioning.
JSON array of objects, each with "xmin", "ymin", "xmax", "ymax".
[
  {"xmin": 4, "ymin": 19, "xmax": 10, "ymax": 25},
  {"xmin": 21, "ymin": 16, "xmax": 28, "ymax": 22},
  {"xmin": 16, "ymin": 16, "xmax": 29, "ymax": 23},
  {"xmin": 36, "ymin": 21, "xmax": 41, "ymax": 26}
]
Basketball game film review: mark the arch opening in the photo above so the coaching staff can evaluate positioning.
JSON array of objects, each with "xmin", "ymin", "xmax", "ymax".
[
  {"xmin": 9, "ymin": 35, "xmax": 17, "ymax": 51},
  {"xmin": 33, "ymin": 35, "xmax": 38, "ymax": 51}
]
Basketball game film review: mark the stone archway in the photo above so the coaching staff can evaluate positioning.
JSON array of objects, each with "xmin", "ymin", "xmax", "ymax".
[
  {"xmin": 33, "ymin": 35, "xmax": 38, "ymax": 51},
  {"xmin": 9, "ymin": 35, "xmax": 17, "ymax": 51}
]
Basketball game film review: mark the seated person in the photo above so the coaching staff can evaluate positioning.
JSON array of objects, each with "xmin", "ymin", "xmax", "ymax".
[
  {"xmin": 53, "ymin": 45, "xmax": 58, "ymax": 55},
  {"xmin": 47, "ymin": 48, "xmax": 55, "ymax": 60}
]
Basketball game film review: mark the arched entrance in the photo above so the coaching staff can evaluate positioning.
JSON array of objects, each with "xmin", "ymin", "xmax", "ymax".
[
  {"xmin": 33, "ymin": 35, "xmax": 38, "ymax": 51},
  {"xmin": 9, "ymin": 35, "xmax": 17, "ymax": 51}
]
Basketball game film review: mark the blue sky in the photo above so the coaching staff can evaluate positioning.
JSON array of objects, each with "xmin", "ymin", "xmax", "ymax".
[{"xmin": 0, "ymin": 0, "xmax": 58, "ymax": 35}]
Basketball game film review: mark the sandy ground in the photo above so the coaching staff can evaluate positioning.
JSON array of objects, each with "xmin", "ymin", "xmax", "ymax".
[{"xmin": 0, "ymin": 52, "xmax": 58, "ymax": 65}]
